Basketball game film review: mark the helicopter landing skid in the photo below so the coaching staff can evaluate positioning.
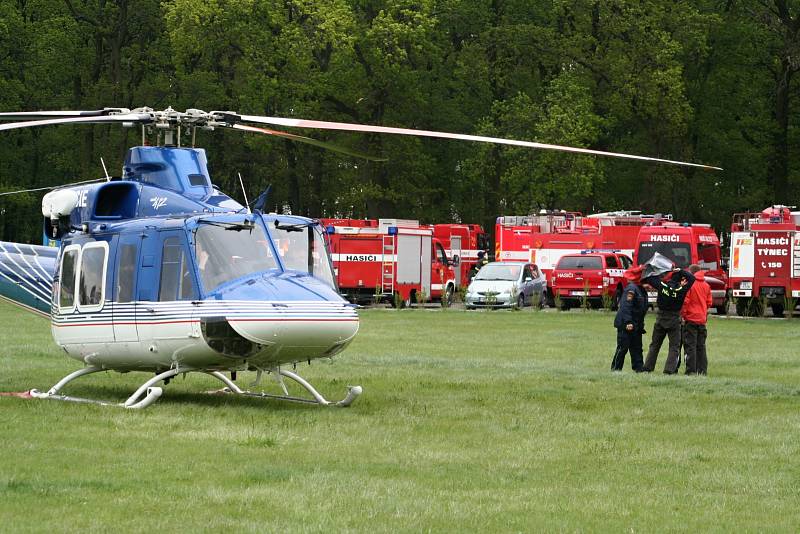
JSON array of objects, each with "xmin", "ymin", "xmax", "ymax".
[
  {"xmin": 29, "ymin": 367, "xmax": 180, "ymax": 409},
  {"xmin": 28, "ymin": 365, "xmax": 361, "ymax": 408},
  {"xmin": 206, "ymin": 369, "xmax": 363, "ymax": 407}
]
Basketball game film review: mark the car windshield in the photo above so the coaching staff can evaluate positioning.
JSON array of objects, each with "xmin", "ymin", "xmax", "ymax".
[
  {"xmin": 269, "ymin": 223, "xmax": 336, "ymax": 289},
  {"xmin": 474, "ymin": 264, "xmax": 521, "ymax": 281},
  {"xmin": 637, "ymin": 242, "xmax": 691, "ymax": 268},
  {"xmin": 195, "ymin": 222, "xmax": 278, "ymax": 292},
  {"xmin": 556, "ymin": 256, "xmax": 603, "ymax": 269}
]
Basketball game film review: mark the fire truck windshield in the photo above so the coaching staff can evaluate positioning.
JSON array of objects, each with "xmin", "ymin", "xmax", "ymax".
[
  {"xmin": 637, "ymin": 242, "xmax": 691, "ymax": 268},
  {"xmin": 697, "ymin": 243, "xmax": 719, "ymax": 271},
  {"xmin": 270, "ymin": 224, "xmax": 336, "ymax": 289},
  {"xmin": 474, "ymin": 264, "xmax": 521, "ymax": 281},
  {"xmin": 195, "ymin": 222, "xmax": 278, "ymax": 292}
]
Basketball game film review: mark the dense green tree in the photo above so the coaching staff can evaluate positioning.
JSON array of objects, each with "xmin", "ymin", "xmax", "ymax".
[{"xmin": 0, "ymin": 0, "xmax": 798, "ymax": 244}]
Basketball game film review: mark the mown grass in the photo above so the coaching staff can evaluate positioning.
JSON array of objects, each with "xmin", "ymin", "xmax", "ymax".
[{"xmin": 1, "ymin": 303, "xmax": 799, "ymax": 532}]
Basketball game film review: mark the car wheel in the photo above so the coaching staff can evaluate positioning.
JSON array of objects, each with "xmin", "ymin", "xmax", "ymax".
[{"xmin": 517, "ymin": 294, "xmax": 525, "ymax": 309}]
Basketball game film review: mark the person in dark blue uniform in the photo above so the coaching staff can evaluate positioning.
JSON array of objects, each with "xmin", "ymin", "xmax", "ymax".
[{"xmin": 611, "ymin": 266, "xmax": 648, "ymax": 372}]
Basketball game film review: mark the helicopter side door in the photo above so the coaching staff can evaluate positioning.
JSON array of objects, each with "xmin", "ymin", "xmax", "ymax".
[
  {"xmin": 112, "ymin": 233, "xmax": 142, "ymax": 342},
  {"xmin": 135, "ymin": 229, "xmax": 199, "ymax": 344}
]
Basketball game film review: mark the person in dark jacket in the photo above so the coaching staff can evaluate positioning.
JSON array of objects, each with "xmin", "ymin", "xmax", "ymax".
[
  {"xmin": 469, "ymin": 251, "xmax": 489, "ymax": 281},
  {"xmin": 611, "ymin": 266, "xmax": 648, "ymax": 372},
  {"xmin": 641, "ymin": 267, "xmax": 695, "ymax": 374}
]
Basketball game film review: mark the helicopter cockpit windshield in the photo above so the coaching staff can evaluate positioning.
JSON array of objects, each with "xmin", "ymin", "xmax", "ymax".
[
  {"xmin": 270, "ymin": 222, "xmax": 336, "ymax": 289},
  {"xmin": 194, "ymin": 222, "xmax": 278, "ymax": 292}
]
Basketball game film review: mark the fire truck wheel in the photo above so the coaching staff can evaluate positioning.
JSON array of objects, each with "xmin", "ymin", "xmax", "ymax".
[
  {"xmin": 735, "ymin": 298, "xmax": 748, "ymax": 317},
  {"xmin": 390, "ymin": 292, "xmax": 411, "ymax": 309},
  {"xmin": 444, "ymin": 285, "xmax": 454, "ymax": 307},
  {"xmin": 559, "ymin": 298, "xmax": 572, "ymax": 311},
  {"xmin": 771, "ymin": 303, "xmax": 785, "ymax": 317}
]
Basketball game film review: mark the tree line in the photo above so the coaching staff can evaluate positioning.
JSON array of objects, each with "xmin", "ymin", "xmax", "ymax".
[{"xmin": 0, "ymin": 0, "xmax": 798, "ymax": 244}]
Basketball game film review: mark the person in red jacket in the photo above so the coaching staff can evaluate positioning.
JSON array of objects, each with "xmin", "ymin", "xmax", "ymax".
[{"xmin": 681, "ymin": 264, "xmax": 712, "ymax": 375}]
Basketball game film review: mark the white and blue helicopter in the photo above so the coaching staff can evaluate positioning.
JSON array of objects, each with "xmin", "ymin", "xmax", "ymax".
[{"xmin": 0, "ymin": 107, "xmax": 721, "ymax": 409}]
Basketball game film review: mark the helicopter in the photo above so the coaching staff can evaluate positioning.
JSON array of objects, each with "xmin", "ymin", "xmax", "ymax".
[{"xmin": 0, "ymin": 107, "xmax": 722, "ymax": 409}]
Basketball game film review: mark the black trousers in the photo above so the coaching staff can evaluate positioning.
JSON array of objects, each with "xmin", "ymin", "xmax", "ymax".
[
  {"xmin": 643, "ymin": 311, "xmax": 682, "ymax": 373},
  {"xmin": 683, "ymin": 322, "xmax": 708, "ymax": 375},
  {"xmin": 611, "ymin": 328, "xmax": 643, "ymax": 371}
]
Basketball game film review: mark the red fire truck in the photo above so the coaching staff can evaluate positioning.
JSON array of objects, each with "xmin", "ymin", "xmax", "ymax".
[
  {"xmin": 634, "ymin": 222, "xmax": 728, "ymax": 312},
  {"xmin": 322, "ymin": 219, "xmax": 457, "ymax": 306},
  {"xmin": 431, "ymin": 224, "xmax": 489, "ymax": 286},
  {"xmin": 496, "ymin": 210, "xmax": 667, "ymax": 276},
  {"xmin": 728, "ymin": 205, "xmax": 800, "ymax": 317}
]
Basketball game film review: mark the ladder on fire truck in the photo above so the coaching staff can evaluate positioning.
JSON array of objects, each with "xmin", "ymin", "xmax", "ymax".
[{"xmin": 381, "ymin": 234, "xmax": 395, "ymax": 294}]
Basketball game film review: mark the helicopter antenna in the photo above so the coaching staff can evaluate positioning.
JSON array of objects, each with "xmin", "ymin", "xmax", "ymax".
[
  {"xmin": 100, "ymin": 157, "xmax": 110, "ymax": 181},
  {"xmin": 238, "ymin": 172, "xmax": 251, "ymax": 213},
  {"xmin": 0, "ymin": 178, "xmax": 107, "ymax": 197}
]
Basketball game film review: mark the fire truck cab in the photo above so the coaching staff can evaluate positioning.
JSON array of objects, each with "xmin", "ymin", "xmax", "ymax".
[
  {"xmin": 728, "ymin": 205, "xmax": 800, "ymax": 317},
  {"xmin": 431, "ymin": 224, "xmax": 489, "ymax": 286},
  {"xmin": 634, "ymin": 222, "xmax": 728, "ymax": 313},
  {"xmin": 549, "ymin": 250, "xmax": 633, "ymax": 309},
  {"xmin": 323, "ymin": 219, "xmax": 457, "ymax": 306}
]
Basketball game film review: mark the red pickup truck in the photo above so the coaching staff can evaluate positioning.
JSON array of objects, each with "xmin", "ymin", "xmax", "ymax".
[{"xmin": 548, "ymin": 250, "xmax": 633, "ymax": 310}]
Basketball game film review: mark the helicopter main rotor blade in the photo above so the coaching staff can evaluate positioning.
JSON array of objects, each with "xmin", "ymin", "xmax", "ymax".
[
  {"xmin": 0, "ymin": 113, "xmax": 153, "ymax": 132},
  {"xmin": 231, "ymin": 124, "xmax": 388, "ymax": 162},
  {"xmin": 0, "ymin": 110, "xmax": 122, "ymax": 121},
  {"xmin": 238, "ymin": 115, "xmax": 723, "ymax": 171}
]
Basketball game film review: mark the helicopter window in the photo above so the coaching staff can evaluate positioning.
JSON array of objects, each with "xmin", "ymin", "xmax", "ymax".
[
  {"xmin": 159, "ymin": 237, "xmax": 197, "ymax": 301},
  {"xmin": 132, "ymin": 163, "xmax": 183, "ymax": 192},
  {"xmin": 270, "ymin": 224, "xmax": 336, "ymax": 289},
  {"xmin": 78, "ymin": 243, "xmax": 107, "ymax": 309},
  {"xmin": 195, "ymin": 223, "xmax": 278, "ymax": 293},
  {"xmin": 59, "ymin": 247, "xmax": 79, "ymax": 310},
  {"xmin": 188, "ymin": 174, "xmax": 209, "ymax": 187},
  {"xmin": 117, "ymin": 244, "xmax": 137, "ymax": 303}
]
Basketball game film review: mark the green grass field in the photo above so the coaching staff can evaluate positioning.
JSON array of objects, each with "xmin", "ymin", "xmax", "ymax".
[{"xmin": 1, "ymin": 303, "xmax": 799, "ymax": 532}]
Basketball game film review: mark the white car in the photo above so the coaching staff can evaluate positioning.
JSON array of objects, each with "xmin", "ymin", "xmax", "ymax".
[{"xmin": 465, "ymin": 262, "xmax": 546, "ymax": 309}]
